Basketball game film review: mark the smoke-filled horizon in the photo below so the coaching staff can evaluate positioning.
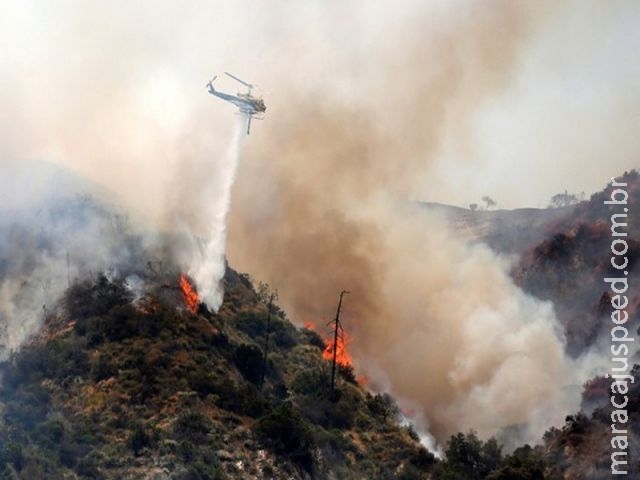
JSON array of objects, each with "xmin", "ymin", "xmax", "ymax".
[
  {"xmin": 1, "ymin": 1, "xmax": 637, "ymax": 212},
  {"xmin": 0, "ymin": 0, "xmax": 638, "ymax": 447}
]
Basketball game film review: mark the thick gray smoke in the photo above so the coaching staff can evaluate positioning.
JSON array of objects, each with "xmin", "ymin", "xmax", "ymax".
[{"xmin": 0, "ymin": 161, "xmax": 155, "ymax": 359}]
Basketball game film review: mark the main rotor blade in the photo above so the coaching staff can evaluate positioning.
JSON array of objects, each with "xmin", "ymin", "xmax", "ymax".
[{"xmin": 224, "ymin": 71, "xmax": 253, "ymax": 89}]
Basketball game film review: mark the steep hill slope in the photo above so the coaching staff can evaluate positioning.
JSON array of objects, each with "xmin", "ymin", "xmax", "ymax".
[
  {"xmin": 0, "ymin": 268, "xmax": 433, "ymax": 479},
  {"xmin": 427, "ymin": 171, "xmax": 639, "ymax": 357},
  {"xmin": 514, "ymin": 170, "xmax": 639, "ymax": 356},
  {"xmin": 419, "ymin": 202, "xmax": 577, "ymax": 256}
]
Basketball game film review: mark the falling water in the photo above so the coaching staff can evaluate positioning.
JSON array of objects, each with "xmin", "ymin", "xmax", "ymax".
[{"xmin": 189, "ymin": 114, "xmax": 247, "ymax": 310}]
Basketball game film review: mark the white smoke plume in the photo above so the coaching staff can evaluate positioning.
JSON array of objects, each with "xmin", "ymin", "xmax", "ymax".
[
  {"xmin": 187, "ymin": 115, "xmax": 247, "ymax": 309},
  {"xmin": 0, "ymin": 161, "xmax": 157, "ymax": 359}
]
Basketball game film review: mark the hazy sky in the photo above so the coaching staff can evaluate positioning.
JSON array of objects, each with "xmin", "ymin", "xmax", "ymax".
[
  {"xmin": 0, "ymin": 0, "xmax": 638, "ymax": 213},
  {"xmin": 428, "ymin": 0, "xmax": 639, "ymax": 208}
]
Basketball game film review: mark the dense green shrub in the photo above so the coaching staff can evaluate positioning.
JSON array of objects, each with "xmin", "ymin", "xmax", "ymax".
[
  {"xmin": 366, "ymin": 393, "xmax": 400, "ymax": 423},
  {"xmin": 174, "ymin": 412, "xmax": 211, "ymax": 444},
  {"xmin": 33, "ymin": 419, "xmax": 65, "ymax": 450},
  {"xmin": 3, "ymin": 389, "xmax": 50, "ymax": 430},
  {"xmin": 101, "ymin": 305, "xmax": 142, "ymax": 342},
  {"xmin": 254, "ymin": 404, "xmax": 315, "ymax": 472},
  {"xmin": 269, "ymin": 318, "xmax": 298, "ymax": 349},
  {"xmin": 302, "ymin": 329, "xmax": 325, "ymax": 350},
  {"xmin": 4, "ymin": 337, "xmax": 88, "ymax": 388},
  {"xmin": 128, "ymin": 423, "xmax": 152, "ymax": 456},
  {"xmin": 66, "ymin": 274, "xmax": 132, "ymax": 320},
  {"xmin": 189, "ymin": 370, "xmax": 218, "ymax": 398},
  {"xmin": 295, "ymin": 384, "xmax": 360, "ymax": 430},
  {"xmin": 179, "ymin": 462, "xmax": 226, "ymax": 480},
  {"xmin": 194, "ymin": 374, "xmax": 268, "ymax": 417},
  {"xmin": 3, "ymin": 441, "xmax": 24, "ymax": 472},
  {"xmin": 486, "ymin": 445, "xmax": 545, "ymax": 480},
  {"xmin": 433, "ymin": 431, "xmax": 503, "ymax": 480},
  {"xmin": 291, "ymin": 368, "xmax": 327, "ymax": 396},
  {"xmin": 232, "ymin": 344, "xmax": 263, "ymax": 385},
  {"xmin": 397, "ymin": 464, "xmax": 427, "ymax": 480},
  {"xmin": 235, "ymin": 311, "xmax": 268, "ymax": 337},
  {"xmin": 91, "ymin": 354, "xmax": 117, "ymax": 382},
  {"xmin": 338, "ymin": 364, "xmax": 357, "ymax": 384},
  {"xmin": 76, "ymin": 450, "xmax": 105, "ymax": 479},
  {"xmin": 409, "ymin": 446, "xmax": 436, "ymax": 470}
]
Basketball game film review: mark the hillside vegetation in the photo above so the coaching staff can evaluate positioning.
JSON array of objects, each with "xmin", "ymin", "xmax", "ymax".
[{"xmin": 0, "ymin": 268, "xmax": 434, "ymax": 479}]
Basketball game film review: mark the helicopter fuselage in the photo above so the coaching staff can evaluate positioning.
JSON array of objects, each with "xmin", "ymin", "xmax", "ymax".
[
  {"xmin": 207, "ymin": 85, "xmax": 265, "ymax": 115},
  {"xmin": 207, "ymin": 73, "xmax": 265, "ymax": 134}
]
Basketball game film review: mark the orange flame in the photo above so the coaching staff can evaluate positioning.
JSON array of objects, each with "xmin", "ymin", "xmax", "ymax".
[
  {"xmin": 306, "ymin": 319, "xmax": 356, "ymax": 371},
  {"xmin": 322, "ymin": 329, "xmax": 353, "ymax": 368},
  {"xmin": 179, "ymin": 274, "xmax": 199, "ymax": 313}
]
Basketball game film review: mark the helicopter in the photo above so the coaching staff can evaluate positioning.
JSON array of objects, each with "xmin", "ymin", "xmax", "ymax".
[{"xmin": 206, "ymin": 72, "xmax": 266, "ymax": 135}]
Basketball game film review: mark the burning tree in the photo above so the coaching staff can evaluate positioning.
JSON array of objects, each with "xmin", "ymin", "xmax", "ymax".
[
  {"xmin": 326, "ymin": 291, "xmax": 352, "ymax": 392},
  {"xmin": 322, "ymin": 331, "xmax": 353, "ymax": 369},
  {"xmin": 303, "ymin": 291, "xmax": 358, "ymax": 390},
  {"xmin": 179, "ymin": 274, "xmax": 199, "ymax": 313}
]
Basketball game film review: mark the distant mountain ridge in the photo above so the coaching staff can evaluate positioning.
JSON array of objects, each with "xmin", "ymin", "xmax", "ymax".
[
  {"xmin": 418, "ymin": 201, "xmax": 578, "ymax": 255},
  {"xmin": 422, "ymin": 171, "xmax": 639, "ymax": 357}
]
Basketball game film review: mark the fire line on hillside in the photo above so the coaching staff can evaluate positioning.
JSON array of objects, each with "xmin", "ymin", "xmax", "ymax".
[
  {"xmin": 306, "ymin": 321, "xmax": 354, "ymax": 369},
  {"xmin": 179, "ymin": 274, "xmax": 199, "ymax": 313}
]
